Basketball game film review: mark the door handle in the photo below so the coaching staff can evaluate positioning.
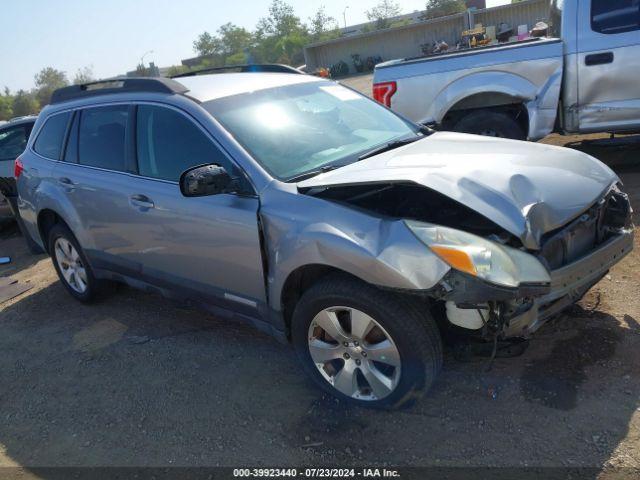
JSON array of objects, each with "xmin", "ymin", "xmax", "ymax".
[
  {"xmin": 58, "ymin": 177, "xmax": 76, "ymax": 191},
  {"xmin": 129, "ymin": 194, "xmax": 155, "ymax": 210},
  {"xmin": 585, "ymin": 52, "xmax": 614, "ymax": 66}
]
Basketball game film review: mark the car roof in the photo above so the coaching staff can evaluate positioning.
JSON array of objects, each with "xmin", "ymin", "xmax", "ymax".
[
  {"xmin": 178, "ymin": 72, "xmax": 324, "ymax": 103},
  {"xmin": 2, "ymin": 116, "xmax": 37, "ymax": 128},
  {"xmin": 46, "ymin": 72, "xmax": 326, "ymax": 112}
]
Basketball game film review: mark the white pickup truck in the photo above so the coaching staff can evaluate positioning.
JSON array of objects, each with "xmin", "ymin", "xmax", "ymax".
[{"xmin": 372, "ymin": 0, "xmax": 640, "ymax": 140}]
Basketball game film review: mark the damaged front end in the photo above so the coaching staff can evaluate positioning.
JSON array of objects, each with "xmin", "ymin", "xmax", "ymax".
[
  {"xmin": 419, "ymin": 185, "xmax": 634, "ymax": 340},
  {"xmin": 303, "ymin": 181, "xmax": 633, "ymax": 343}
]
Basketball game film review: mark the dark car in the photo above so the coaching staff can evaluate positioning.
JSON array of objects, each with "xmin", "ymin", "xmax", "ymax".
[{"xmin": 0, "ymin": 115, "xmax": 36, "ymax": 219}]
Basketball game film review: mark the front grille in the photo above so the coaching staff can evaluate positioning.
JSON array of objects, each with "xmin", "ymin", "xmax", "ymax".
[{"xmin": 538, "ymin": 189, "xmax": 632, "ymax": 270}]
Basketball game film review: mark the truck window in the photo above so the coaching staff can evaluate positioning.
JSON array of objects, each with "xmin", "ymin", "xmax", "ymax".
[{"xmin": 591, "ymin": 0, "xmax": 640, "ymax": 34}]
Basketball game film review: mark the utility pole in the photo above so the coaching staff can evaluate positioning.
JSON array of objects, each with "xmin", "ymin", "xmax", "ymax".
[
  {"xmin": 140, "ymin": 50, "xmax": 154, "ymax": 69},
  {"xmin": 343, "ymin": 6, "xmax": 349, "ymax": 28}
]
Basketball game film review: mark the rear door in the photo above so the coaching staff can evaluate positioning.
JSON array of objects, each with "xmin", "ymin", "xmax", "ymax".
[
  {"xmin": 56, "ymin": 103, "xmax": 265, "ymax": 313},
  {"xmin": 577, "ymin": 0, "xmax": 640, "ymax": 132},
  {"xmin": 52, "ymin": 104, "xmax": 139, "ymax": 266}
]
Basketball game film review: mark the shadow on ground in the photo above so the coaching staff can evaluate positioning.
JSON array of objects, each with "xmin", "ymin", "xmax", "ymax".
[{"xmin": 0, "ymin": 278, "xmax": 638, "ymax": 472}]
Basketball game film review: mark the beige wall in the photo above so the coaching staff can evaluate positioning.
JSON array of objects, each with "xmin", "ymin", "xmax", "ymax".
[
  {"xmin": 304, "ymin": 0, "xmax": 548, "ymax": 73},
  {"xmin": 473, "ymin": 1, "xmax": 549, "ymax": 33}
]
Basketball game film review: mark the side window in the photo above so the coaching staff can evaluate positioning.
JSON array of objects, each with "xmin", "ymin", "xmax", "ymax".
[
  {"xmin": 63, "ymin": 112, "xmax": 79, "ymax": 164},
  {"xmin": 591, "ymin": 0, "xmax": 640, "ymax": 34},
  {"xmin": 78, "ymin": 105, "xmax": 128, "ymax": 171},
  {"xmin": 0, "ymin": 125, "xmax": 29, "ymax": 161},
  {"xmin": 136, "ymin": 105, "xmax": 235, "ymax": 182},
  {"xmin": 33, "ymin": 113, "xmax": 71, "ymax": 160}
]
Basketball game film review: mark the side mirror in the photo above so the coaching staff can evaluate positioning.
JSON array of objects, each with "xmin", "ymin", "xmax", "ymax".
[{"xmin": 180, "ymin": 164, "xmax": 233, "ymax": 197}]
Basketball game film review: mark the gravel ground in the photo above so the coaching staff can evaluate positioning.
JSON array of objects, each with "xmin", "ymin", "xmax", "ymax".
[{"xmin": 0, "ymin": 79, "xmax": 639, "ymax": 474}]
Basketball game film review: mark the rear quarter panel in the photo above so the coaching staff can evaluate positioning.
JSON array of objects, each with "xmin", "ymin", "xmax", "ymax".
[{"xmin": 17, "ymin": 150, "xmax": 63, "ymax": 250}]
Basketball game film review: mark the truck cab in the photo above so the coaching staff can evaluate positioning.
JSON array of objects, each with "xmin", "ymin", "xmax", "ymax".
[{"xmin": 559, "ymin": 0, "xmax": 640, "ymax": 134}]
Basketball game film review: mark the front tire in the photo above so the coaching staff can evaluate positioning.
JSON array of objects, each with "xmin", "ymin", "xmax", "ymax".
[
  {"xmin": 48, "ymin": 223, "xmax": 101, "ymax": 303},
  {"xmin": 292, "ymin": 275, "xmax": 442, "ymax": 409}
]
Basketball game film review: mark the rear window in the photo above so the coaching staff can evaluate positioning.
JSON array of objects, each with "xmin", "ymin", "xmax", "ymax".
[
  {"xmin": 33, "ymin": 113, "xmax": 71, "ymax": 160},
  {"xmin": 78, "ymin": 106, "xmax": 128, "ymax": 171},
  {"xmin": 591, "ymin": 0, "xmax": 640, "ymax": 34}
]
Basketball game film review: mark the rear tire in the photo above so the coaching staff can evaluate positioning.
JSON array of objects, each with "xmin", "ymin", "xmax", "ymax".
[
  {"xmin": 292, "ymin": 275, "xmax": 442, "ymax": 409},
  {"xmin": 48, "ymin": 223, "xmax": 102, "ymax": 303},
  {"xmin": 452, "ymin": 109, "xmax": 526, "ymax": 140}
]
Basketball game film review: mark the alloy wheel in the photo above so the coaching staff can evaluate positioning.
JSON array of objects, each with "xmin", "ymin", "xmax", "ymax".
[
  {"xmin": 307, "ymin": 306, "xmax": 401, "ymax": 401},
  {"xmin": 54, "ymin": 237, "xmax": 88, "ymax": 293}
]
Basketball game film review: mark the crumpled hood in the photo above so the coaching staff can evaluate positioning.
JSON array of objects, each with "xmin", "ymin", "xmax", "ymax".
[{"xmin": 298, "ymin": 132, "xmax": 619, "ymax": 250}]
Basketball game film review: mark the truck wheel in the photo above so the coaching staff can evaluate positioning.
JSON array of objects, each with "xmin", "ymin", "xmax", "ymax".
[
  {"xmin": 452, "ymin": 110, "xmax": 526, "ymax": 140},
  {"xmin": 292, "ymin": 275, "xmax": 442, "ymax": 409}
]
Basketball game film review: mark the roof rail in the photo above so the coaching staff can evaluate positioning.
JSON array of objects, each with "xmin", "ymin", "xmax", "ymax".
[
  {"xmin": 171, "ymin": 63, "xmax": 303, "ymax": 78},
  {"xmin": 50, "ymin": 77, "xmax": 189, "ymax": 104}
]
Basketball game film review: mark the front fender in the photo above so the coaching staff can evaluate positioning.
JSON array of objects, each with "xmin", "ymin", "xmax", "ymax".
[{"xmin": 260, "ymin": 187, "xmax": 450, "ymax": 312}]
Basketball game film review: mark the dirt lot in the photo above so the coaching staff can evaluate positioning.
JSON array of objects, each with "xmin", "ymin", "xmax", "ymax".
[{"xmin": 0, "ymin": 86, "xmax": 639, "ymax": 475}]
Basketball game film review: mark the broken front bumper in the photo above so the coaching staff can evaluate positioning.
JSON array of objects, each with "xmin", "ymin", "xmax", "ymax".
[{"xmin": 505, "ymin": 229, "xmax": 634, "ymax": 337}]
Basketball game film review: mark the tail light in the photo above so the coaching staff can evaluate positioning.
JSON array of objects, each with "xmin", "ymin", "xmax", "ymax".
[
  {"xmin": 14, "ymin": 157, "xmax": 24, "ymax": 179},
  {"xmin": 373, "ymin": 81, "xmax": 397, "ymax": 107}
]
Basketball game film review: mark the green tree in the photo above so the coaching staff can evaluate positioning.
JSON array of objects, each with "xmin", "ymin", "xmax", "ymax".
[
  {"xmin": 365, "ymin": 0, "xmax": 402, "ymax": 29},
  {"xmin": 193, "ymin": 23, "xmax": 253, "ymax": 68},
  {"xmin": 73, "ymin": 66, "xmax": 95, "ymax": 85},
  {"xmin": 252, "ymin": 0, "xmax": 309, "ymax": 64},
  {"xmin": 192, "ymin": 0, "xmax": 314, "ymax": 68},
  {"xmin": 193, "ymin": 31, "xmax": 221, "ymax": 56},
  {"xmin": 217, "ymin": 23, "xmax": 253, "ymax": 57},
  {"xmin": 0, "ymin": 88, "xmax": 13, "ymax": 121},
  {"xmin": 167, "ymin": 65, "xmax": 189, "ymax": 76},
  {"xmin": 257, "ymin": 0, "xmax": 306, "ymax": 37},
  {"xmin": 11, "ymin": 90, "xmax": 39, "ymax": 117},
  {"xmin": 0, "ymin": 96, "xmax": 13, "ymax": 121},
  {"xmin": 34, "ymin": 67, "xmax": 68, "ymax": 107},
  {"xmin": 308, "ymin": 6, "xmax": 339, "ymax": 39},
  {"xmin": 225, "ymin": 52, "xmax": 247, "ymax": 65},
  {"xmin": 423, "ymin": 0, "xmax": 467, "ymax": 20}
]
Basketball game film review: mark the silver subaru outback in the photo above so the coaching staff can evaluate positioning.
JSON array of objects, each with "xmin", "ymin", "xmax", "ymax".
[{"xmin": 16, "ymin": 69, "xmax": 633, "ymax": 408}]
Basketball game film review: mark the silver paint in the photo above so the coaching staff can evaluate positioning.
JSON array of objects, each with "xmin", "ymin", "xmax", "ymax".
[{"xmin": 16, "ymin": 70, "xmax": 633, "ymax": 341}]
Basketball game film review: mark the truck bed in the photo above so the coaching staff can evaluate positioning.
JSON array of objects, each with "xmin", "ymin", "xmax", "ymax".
[
  {"xmin": 373, "ymin": 37, "xmax": 564, "ymax": 140},
  {"xmin": 375, "ymin": 37, "xmax": 563, "ymax": 81}
]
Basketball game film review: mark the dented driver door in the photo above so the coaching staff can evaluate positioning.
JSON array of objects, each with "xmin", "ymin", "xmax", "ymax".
[{"xmin": 576, "ymin": 0, "xmax": 640, "ymax": 133}]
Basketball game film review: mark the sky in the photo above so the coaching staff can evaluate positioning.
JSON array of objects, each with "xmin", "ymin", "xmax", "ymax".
[{"xmin": 0, "ymin": 0, "xmax": 509, "ymax": 92}]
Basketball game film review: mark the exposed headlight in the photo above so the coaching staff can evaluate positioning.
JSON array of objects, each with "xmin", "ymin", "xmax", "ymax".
[{"xmin": 405, "ymin": 220, "xmax": 550, "ymax": 288}]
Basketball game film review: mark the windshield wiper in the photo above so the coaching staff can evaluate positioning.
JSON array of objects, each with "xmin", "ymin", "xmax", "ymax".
[
  {"xmin": 286, "ymin": 164, "xmax": 341, "ymax": 183},
  {"xmin": 357, "ymin": 135, "xmax": 423, "ymax": 161}
]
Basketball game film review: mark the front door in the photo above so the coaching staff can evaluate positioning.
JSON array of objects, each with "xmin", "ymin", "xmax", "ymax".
[
  {"xmin": 120, "ymin": 103, "xmax": 265, "ymax": 313},
  {"xmin": 577, "ymin": 0, "xmax": 640, "ymax": 132}
]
